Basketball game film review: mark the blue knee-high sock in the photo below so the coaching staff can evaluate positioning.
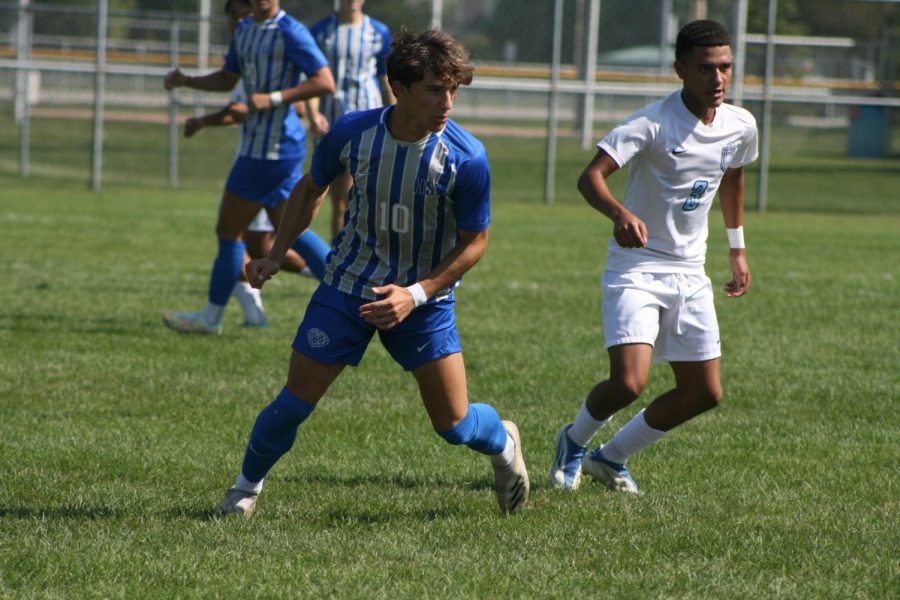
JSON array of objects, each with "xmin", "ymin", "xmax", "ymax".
[
  {"xmin": 208, "ymin": 239, "xmax": 246, "ymax": 306},
  {"xmin": 290, "ymin": 230, "xmax": 331, "ymax": 280},
  {"xmin": 241, "ymin": 387, "xmax": 316, "ymax": 483},
  {"xmin": 436, "ymin": 403, "xmax": 508, "ymax": 455}
]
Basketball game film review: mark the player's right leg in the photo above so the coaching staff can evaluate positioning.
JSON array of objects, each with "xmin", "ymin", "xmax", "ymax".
[
  {"xmin": 215, "ymin": 284, "xmax": 372, "ymax": 519},
  {"xmin": 214, "ymin": 351, "xmax": 345, "ymax": 519}
]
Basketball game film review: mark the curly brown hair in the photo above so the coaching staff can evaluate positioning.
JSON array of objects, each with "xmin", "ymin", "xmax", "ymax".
[{"xmin": 386, "ymin": 29, "xmax": 474, "ymax": 88}]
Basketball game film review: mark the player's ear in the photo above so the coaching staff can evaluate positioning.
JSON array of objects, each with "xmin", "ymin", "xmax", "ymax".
[
  {"xmin": 389, "ymin": 79, "xmax": 406, "ymax": 99},
  {"xmin": 673, "ymin": 59, "xmax": 685, "ymax": 80}
]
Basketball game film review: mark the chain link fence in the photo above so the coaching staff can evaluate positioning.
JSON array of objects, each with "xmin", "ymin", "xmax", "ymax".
[{"xmin": 1, "ymin": 0, "xmax": 898, "ymax": 206}]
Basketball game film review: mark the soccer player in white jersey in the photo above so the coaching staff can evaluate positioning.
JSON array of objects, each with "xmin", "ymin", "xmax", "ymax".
[
  {"xmin": 308, "ymin": 0, "xmax": 396, "ymax": 240},
  {"xmin": 161, "ymin": 0, "xmax": 335, "ymax": 335},
  {"xmin": 213, "ymin": 29, "xmax": 529, "ymax": 519},
  {"xmin": 550, "ymin": 20, "xmax": 759, "ymax": 493},
  {"xmin": 178, "ymin": 0, "xmax": 330, "ymax": 328}
]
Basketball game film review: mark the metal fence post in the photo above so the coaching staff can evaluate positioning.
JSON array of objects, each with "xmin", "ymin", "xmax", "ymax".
[
  {"xmin": 91, "ymin": 0, "xmax": 108, "ymax": 192},
  {"xmin": 15, "ymin": 0, "xmax": 31, "ymax": 177},
  {"xmin": 580, "ymin": 0, "xmax": 600, "ymax": 150},
  {"xmin": 758, "ymin": 0, "xmax": 777, "ymax": 213},
  {"xmin": 431, "ymin": 0, "xmax": 443, "ymax": 30},
  {"xmin": 545, "ymin": 0, "xmax": 564, "ymax": 205},
  {"xmin": 168, "ymin": 19, "xmax": 180, "ymax": 188},
  {"xmin": 732, "ymin": 0, "xmax": 749, "ymax": 108}
]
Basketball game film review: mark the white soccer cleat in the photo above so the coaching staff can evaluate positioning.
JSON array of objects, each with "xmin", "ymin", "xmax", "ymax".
[
  {"xmin": 492, "ymin": 420, "xmax": 530, "ymax": 515},
  {"xmin": 162, "ymin": 310, "xmax": 223, "ymax": 335},
  {"xmin": 582, "ymin": 446, "xmax": 639, "ymax": 494},
  {"xmin": 549, "ymin": 424, "xmax": 585, "ymax": 490},
  {"xmin": 213, "ymin": 487, "xmax": 259, "ymax": 519}
]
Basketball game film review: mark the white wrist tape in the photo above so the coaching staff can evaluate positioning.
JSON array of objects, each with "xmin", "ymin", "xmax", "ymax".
[
  {"xmin": 269, "ymin": 91, "xmax": 283, "ymax": 107},
  {"xmin": 726, "ymin": 226, "xmax": 745, "ymax": 249},
  {"xmin": 406, "ymin": 283, "xmax": 427, "ymax": 308}
]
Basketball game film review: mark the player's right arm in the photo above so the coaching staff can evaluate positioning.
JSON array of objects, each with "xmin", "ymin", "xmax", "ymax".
[
  {"xmin": 164, "ymin": 67, "xmax": 239, "ymax": 92},
  {"xmin": 247, "ymin": 174, "xmax": 330, "ymax": 289},
  {"xmin": 184, "ymin": 102, "xmax": 248, "ymax": 137},
  {"xmin": 578, "ymin": 150, "xmax": 647, "ymax": 248}
]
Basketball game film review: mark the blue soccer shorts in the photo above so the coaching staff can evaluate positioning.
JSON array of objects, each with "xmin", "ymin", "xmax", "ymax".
[
  {"xmin": 292, "ymin": 284, "xmax": 461, "ymax": 372},
  {"xmin": 225, "ymin": 155, "xmax": 304, "ymax": 208}
]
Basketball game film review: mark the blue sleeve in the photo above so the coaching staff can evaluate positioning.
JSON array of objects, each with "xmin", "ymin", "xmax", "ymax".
[
  {"xmin": 452, "ymin": 150, "xmax": 491, "ymax": 232},
  {"xmin": 224, "ymin": 38, "xmax": 240, "ymax": 75},
  {"xmin": 310, "ymin": 121, "xmax": 348, "ymax": 187},
  {"xmin": 284, "ymin": 22, "xmax": 330, "ymax": 77}
]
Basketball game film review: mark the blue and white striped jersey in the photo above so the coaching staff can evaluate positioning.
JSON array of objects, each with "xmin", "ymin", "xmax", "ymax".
[
  {"xmin": 224, "ymin": 10, "xmax": 329, "ymax": 160},
  {"xmin": 311, "ymin": 106, "xmax": 491, "ymax": 301},
  {"xmin": 310, "ymin": 14, "xmax": 391, "ymax": 124}
]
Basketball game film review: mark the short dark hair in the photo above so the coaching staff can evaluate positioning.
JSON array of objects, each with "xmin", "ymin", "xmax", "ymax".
[
  {"xmin": 675, "ymin": 20, "xmax": 732, "ymax": 60},
  {"xmin": 386, "ymin": 29, "xmax": 474, "ymax": 88},
  {"xmin": 224, "ymin": 0, "xmax": 250, "ymax": 13}
]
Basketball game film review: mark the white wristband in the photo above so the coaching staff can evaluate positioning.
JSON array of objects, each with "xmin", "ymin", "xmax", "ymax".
[
  {"xmin": 726, "ymin": 226, "xmax": 745, "ymax": 249},
  {"xmin": 406, "ymin": 283, "xmax": 427, "ymax": 308},
  {"xmin": 269, "ymin": 91, "xmax": 283, "ymax": 107}
]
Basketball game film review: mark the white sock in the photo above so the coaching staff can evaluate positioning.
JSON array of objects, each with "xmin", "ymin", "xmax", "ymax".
[
  {"xmin": 567, "ymin": 401, "xmax": 612, "ymax": 448},
  {"xmin": 490, "ymin": 433, "xmax": 517, "ymax": 468},
  {"xmin": 600, "ymin": 409, "xmax": 666, "ymax": 465},
  {"xmin": 234, "ymin": 473, "xmax": 263, "ymax": 495},
  {"xmin": 232, "ymin": 282, "xmax": 266, "ymax": 324},
  {"xmin": 200, "ymin": 302, "xmax": 225, "ymax": 325}
]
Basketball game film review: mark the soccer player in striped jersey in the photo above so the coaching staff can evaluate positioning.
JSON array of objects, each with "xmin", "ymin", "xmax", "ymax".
[
  {"xmin": 550, "ymin": 20, "xmax": 759, "ymax": 493},
  {"xmin": 161, "ymin": 0, "xmax": 335, "ymax": 335},
  {"xmin": 178, "ymin": 0, "xmax": 330, "ymax": 328},
  {"xmin": 214, "ymin": 29, "xmax": 529, "ymax": 519},
  {"xmin": 308, "ymin": 0, "xmax": 396, "ymax": 239}
]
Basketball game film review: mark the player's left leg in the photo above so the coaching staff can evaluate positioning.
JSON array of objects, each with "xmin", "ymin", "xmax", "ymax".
[
  {"xmin": 162, "ymin": 190, "xmax": 261, "ymax": 335},
  {"xmin": 412, "ymin": 353, "xmax": 529, "ymax": 515}
]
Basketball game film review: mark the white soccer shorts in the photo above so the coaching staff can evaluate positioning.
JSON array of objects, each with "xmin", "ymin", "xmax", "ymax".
[
  {"xmin": 247, "ymin": 210, "xmax": 274, "ymax": 233},
  {"xmin": 602, "ymin": 270, "xmax": 721, "ymax": 363}
]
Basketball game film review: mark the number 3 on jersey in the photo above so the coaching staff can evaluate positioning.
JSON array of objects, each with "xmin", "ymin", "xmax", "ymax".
[
  {"xmin": 378, "ymin": 202, "xmax": 410, "ymax": 233},
  {"xmin": 682, "ymin": 180, "xmax": 708, "ymax": 212}
]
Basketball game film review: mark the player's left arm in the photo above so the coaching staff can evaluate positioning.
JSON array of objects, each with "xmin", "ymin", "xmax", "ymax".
[
  {"xmin": 719, "ymin": 165, "xmax": 751, "ymax": 298},
  {"xmin": 361, "ymin": 228, "xmax": 489, "ymax": 330}
]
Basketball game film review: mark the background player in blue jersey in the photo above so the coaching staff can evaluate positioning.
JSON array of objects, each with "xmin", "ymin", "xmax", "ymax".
[
  {"xmin": 214, "ymin": 29, "xmax": 530, "ymax": 519},
  {"xmin": 307, "ymin": 0, "xmax": 396, "ymax": 240},
  {"xmin": 550, "ymin": 20, "xmax": 758, "ymax": 493},
  {"xmin": 178, "ymin": 0, "xmax": 330, "ymax": 328},
  {"xmin": 162, "ymin": 0, "xmax": 335, "ymax": 335}
]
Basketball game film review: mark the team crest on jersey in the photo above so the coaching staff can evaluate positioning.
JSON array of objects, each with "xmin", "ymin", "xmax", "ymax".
[
  {"xmin": 720, "ymin": 142, "xmax": 740, "ymax": 171},
  {"xmin": 307, "ymin": 328, "xmax": 330, "ymax": 348}
]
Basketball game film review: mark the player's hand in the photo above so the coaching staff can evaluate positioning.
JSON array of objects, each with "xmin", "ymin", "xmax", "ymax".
[
  {"xmin": 612, "ymin": 211, "xmax": 648, "ymax": 248},
  {"xmin": 227, "ymin": 102, "xmax": 249, "ymax": 121},
  {"xmin": 184, "ymin": 117, "xmax": 202, "ymax": 138},
  {"xmin": 246, "ymin": 257, "xmax": 281, "ymax": 290},
  {"xmin": 248, "ymin": 93, "xmax": 272, "ymax": 112},
  {"xmin": 310, "ymin": 113, "xmax": 330, "ymax": 136},
  {"xmin": 164, "ymin": 68, "xmax": 188, "ymax": 90},
  {"xmin": 724, "ymin": 249, "xmax": 751, "ymax": 297},
  {"xmin": 359, "ymin": 285, "xmax": 416, "ymax": 330}
]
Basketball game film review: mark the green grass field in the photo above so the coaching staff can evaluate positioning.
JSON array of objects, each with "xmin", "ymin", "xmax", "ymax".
[{"xmin": 0, "ymin": 114, "xmax": 898, "ymax": 597}]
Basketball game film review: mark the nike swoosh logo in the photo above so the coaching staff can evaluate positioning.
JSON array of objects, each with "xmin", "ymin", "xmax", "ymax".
[
  {"xmin": 672, "ymin": 148, "xmax": 688, "ymax": 155},
  {"xmin": 417, "ymin": 341, "xmax": 431, "ymax": 352}
]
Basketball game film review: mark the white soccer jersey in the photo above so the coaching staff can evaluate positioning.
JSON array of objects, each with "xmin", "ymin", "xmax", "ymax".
[{"xmin": 598, "ymin": 91, "xmax": 758, "ymax": 274}]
